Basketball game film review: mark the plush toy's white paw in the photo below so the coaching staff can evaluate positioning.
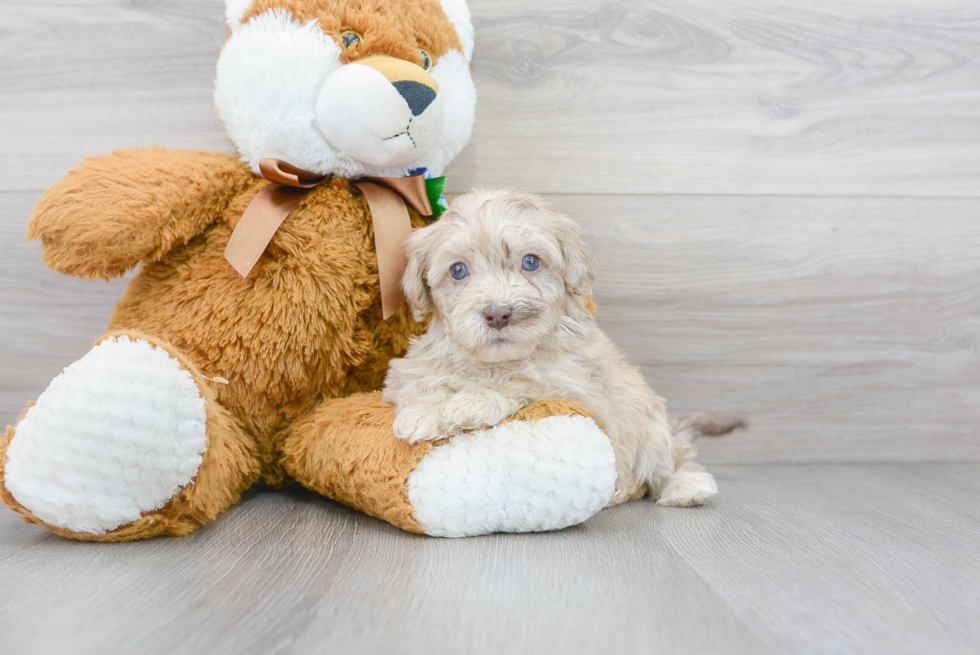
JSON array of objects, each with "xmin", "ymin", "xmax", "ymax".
[
  {"xmin": 656, "ymin": 470, "xmax": 718, "ymax": 507},
  {"xmin": 407, "ymin": 415, "xmax": 616, "ymax": 537},
  {"xmin": 4, "ymin": 337, "xmax": 207, "ymax": 534}
]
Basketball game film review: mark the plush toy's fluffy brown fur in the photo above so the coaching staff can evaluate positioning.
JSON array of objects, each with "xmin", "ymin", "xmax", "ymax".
[
  {"xmin": 28, "ymin": 146, "xmax": 428, "ymax": 484},
  {"xmin": 2, "ymin": 146, "xmax": 440, "ymax": 538},
  {"xmin": 1, "ymin": 139, "xmax": 591, "ymax": 540},
  {"xmin": 28, "ymin": 149, "xmax": 256, "ymax": 280},
  {"xmin": 1, "ymin": 141, "xmax": 607, "ymax": 539},
  {"xmin": 242, "ymin": 0, "xmax": 462, "ymax": 66}
]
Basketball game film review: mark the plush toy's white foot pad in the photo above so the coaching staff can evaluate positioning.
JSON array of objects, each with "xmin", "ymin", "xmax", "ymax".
[
  {"xmin": 4, "ymin": 337, "xmax": 207, "ymax": 534},
  {"xmin": 407, "ymin": 415, "xmax": 616, "ymax": 537}
]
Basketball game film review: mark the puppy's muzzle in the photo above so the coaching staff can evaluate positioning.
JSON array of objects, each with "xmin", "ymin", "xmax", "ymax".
[{"xmin": 484, "ymin": 304, "xmax": 513, "ymax": 330}]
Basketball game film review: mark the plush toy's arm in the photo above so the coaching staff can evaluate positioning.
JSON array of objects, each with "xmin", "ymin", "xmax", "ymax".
[{"xmin": 27, "ymin": 148, "xmax": 256, "ymax": 279}]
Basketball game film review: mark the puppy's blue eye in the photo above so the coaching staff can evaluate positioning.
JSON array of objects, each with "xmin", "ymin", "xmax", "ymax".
[
  {"xmin": 450, "ymin": 262, "xmax": 469, "ymax": 280},
  {"xmin": 522, "ymin": 255, "xmax": 540, "ymax": 272}
]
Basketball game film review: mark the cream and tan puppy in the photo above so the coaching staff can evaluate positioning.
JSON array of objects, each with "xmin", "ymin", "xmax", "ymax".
[{"xmin": 383, "ymin": 189, "xmax": 723, "ymax": 507}]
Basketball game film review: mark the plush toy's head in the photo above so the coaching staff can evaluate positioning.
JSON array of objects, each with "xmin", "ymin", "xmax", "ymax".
[{"xmin": 216, "ymin": 0, "xmax": 475, "ymax": 179}]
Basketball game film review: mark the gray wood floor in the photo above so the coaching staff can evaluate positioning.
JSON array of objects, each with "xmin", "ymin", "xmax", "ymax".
[
  {"xmin": 1, "ymin": 1, "xmax": 977, "ymax": 653},
  {"xmin": 2, "ymin": 464, "xmax": 978, "ymax": 655}
]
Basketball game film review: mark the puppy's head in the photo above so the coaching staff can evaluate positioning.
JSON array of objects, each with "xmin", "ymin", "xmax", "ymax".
[{"xmin": 404, "ymin": 189, "xmax": 597, "ymax": 363}]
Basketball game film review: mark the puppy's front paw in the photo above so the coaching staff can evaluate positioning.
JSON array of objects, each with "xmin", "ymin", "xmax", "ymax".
[
  {"xmin": 393, "ymin": 406, "xmax": 444, "ymax": 444},
  {"xmin": 440, "ymin": 392, "xmax": 515, "ymax": 433}
]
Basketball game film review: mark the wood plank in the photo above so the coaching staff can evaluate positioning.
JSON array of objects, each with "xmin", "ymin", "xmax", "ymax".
[
  {"xmin": 655, "ymin": 463, "xmax": 980, "ymax": 655},
  {"xmin": 563, "ymin": 193, "xmax": 980, "ymax": 464},
  {"xmin": 0, "ymin": 193, "xmax": 130, "ymax": 420},
  {"xmin": 462, "ymin": 0, "xmax": 980, "ymax": 196},
  {"xmin": 0, "ymin": 0, "xmax": 232, "ymax": 193},
  {"xmin": 3, "ymin": 192, "xmax": 977, "ymax": 464},
  {"xmin": 1, "ymin": 1, "xmax": 978, "ymax": 196},
  {"xmin": 0, "ymin": 464, "xmax": 977, "ymax": 654},
  {"xmin": 0, "ymin": 490, "xmax": 775, "ymax": 655}
]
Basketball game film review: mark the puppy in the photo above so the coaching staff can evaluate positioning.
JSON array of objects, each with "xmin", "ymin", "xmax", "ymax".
[{"xmin": 383, "ymin": 189, "xmax": 727, "ymax": 507}]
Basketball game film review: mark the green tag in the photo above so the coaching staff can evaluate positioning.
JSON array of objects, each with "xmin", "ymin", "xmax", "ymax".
[{"xmin": 424, "ymin": 175, "xmax": 448, "ymax": 218}]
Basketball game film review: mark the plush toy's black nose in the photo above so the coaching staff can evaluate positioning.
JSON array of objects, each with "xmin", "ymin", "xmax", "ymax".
[
  {"xmin": 393, "ymin": 80, "xmax": 436, "ymax": 116},
  {"xmin": 484, "ymin": 304, "xmax": 513, "ymax": 330}
]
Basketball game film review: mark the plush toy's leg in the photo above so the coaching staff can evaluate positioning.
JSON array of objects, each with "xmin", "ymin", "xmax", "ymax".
[
  {"xmin": 0, "ymin": 330, "xmax": 260, "ymax": 541},
  {"xmin": 282, "ymin": 394, "xmax": 617, "ymax": 537}
]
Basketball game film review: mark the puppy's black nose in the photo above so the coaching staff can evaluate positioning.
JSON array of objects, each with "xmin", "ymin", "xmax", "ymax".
[
  {"xmin": 484, "ymin": 304, "xmax": 513, "ymax": 330},
  {"xmin": 392, "ymin": 80, "xmax": 436, "ymax": 116}
]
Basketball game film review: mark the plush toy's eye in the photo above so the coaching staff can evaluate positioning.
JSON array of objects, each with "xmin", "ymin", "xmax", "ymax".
[
  {"xmin": 341, "ymin": 30, "xmax": 362, "ymax": 49},
  {"xmin": 417, "ymin": 48, "xmax": 433, "ymax": 71},
  {"xmin": 521, "ymin": 255, "xmax": 540, "ymax": 272},
  {"xmin": 449, "ymin": 262, "xmax": 469, "ymax": 280}
]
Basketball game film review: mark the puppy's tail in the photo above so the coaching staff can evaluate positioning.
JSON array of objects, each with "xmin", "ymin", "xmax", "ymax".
[
  {"xmin": 668, "ymin": 411, "xmax": 747, "ymax": 472},
  {"xmin": 671, "ymin": 411, "xmax": 747, "ymax": 441}
]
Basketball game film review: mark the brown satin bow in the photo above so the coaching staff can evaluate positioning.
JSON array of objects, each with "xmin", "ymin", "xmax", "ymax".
[{"xmin": 223, "ymin": 158, "xmax": 434, "ymax": 319}]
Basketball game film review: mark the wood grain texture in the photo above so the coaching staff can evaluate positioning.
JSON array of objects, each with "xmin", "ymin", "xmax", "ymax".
[
  {"xmin": 4, "ymin": 191, "xmax": 976, "ymax": 464},
  {"xmin": 0, "ymin": 193, "xmax": 130, "ymax": 419},
  {"xmin": 0, "ymin": 464, "xmax": 977, "ymax": 655},
  {"xmin": 0, "ymin": 1, "xmax": 232, "ymax": 193},
  {"xmin": 0, "ymin": 1, "xmax": 978, "ymax": 195},
  {"xmin": 560, "ymin": 194, "xmax": 980, "ymax": 464},
  {"xmin": 461, "ymin": 0, "xmax": 980, "ymax": 196}
]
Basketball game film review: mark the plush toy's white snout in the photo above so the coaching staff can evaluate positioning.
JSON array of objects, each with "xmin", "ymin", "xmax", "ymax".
[{"xmin": 316, "ymin": 55, "xmax": 445, "ymax": 168}]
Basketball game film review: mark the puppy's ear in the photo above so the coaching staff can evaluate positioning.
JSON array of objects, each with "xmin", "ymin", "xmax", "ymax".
[
  {"xmin": 553, "ymin": 211, "xmax": 597, "ymax": 297},
  {"xmin": 402, "ymin": 223, "xmax": 440, "ymax": 322}
]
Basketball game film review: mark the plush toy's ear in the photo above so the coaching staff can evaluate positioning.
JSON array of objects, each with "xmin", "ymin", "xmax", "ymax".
[
  {"xmin": 552, "ymin": 210, "xmax": 597, "ymax": 297},
  {"xmin": 440, "ymin": 0, "xmax": 475, "ymax": 61},
  {"xmin": 225, "ymin": 0, "xmax": 254, "ymax": 31},
  {"xmin": 402, "ymin": 224, "xmax": 441, "ymax": 322}
]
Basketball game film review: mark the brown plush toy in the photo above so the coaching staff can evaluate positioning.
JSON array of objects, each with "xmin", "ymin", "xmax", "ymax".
[{"xmin": 0, "ymin": 0, "xmax": 623, "ymax": 540}]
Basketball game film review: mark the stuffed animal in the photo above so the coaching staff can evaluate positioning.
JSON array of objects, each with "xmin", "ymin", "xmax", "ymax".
[{"xmin": 0, "ymin": 0, "xmax": 623, "ymax": 540}]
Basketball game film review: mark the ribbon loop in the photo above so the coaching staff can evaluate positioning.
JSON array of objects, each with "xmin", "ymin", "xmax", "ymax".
[{"xmin": 258, "ymin": 159, "xmax": 329, "ymax": 188}]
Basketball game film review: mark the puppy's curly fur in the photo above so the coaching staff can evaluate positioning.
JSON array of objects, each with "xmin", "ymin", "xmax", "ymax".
[{"xmin": 383, "ymin": 189, "xmax": 732, "ymax": 506}]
